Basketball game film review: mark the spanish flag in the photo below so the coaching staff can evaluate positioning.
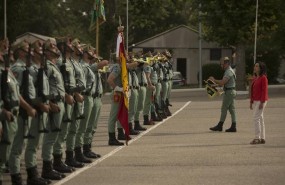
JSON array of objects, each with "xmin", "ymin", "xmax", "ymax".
[{"xmin": 117, "ymin": 31, "xmax": 130, "ymax": 144}]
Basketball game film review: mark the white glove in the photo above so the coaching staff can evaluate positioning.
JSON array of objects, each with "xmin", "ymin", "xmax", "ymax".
[{"xmin": 114, "ymin": 86, "xmax": 123, "ymax": 92}]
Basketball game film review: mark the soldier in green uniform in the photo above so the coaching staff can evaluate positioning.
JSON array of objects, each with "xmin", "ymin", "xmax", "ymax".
[
  {"xmin": 142, "ymin": 54, "xmax": 156, "ymax": 125},
  {"xmin": 127, "ymin": 54, "xmax": 140, "ymax": 135},
  {"xmin": 41, "ymin": 40, "xmax": 70, "ymax": 180},
  {"xmin": 75, "ymin": 45, "xmax": 99, "ymax": 159},
  {"xmin": 160, "ymin": 55, "xmax": 170, "ymax": 117},
  {"xmin": 65, "ymin": 39, "xmax": 90, "ymax": 164},
  {"xmin": 0, "ymin": 39, "xmax": 21, "ymax": 185},
  {"xmin": 134, "ymin": 56, "xmax": 147, "ymax": 131},
  {"xmin": 23, "ymin": 40, "xmax": 51, "ymax": 185},
  {"xmin": 209, "ymin": 57, "xmax": 237, "ymax": 132},
  {"xmin": 53, "ymin": 37, "xmax": 85, "ymax": 169},
  {"xmin": 164, "ymin": 50, "xmax": 173, "ymax": 116},
  {"xmin": 154, "ymin": 55, "xmax": 166, "ymax": 119},
  {"xmin": 8, "ymin": 40, "xmax": 38, "ymax": 185},
  {"xmin": 85, "ymin": 53, "xmax": 108, "ymax": 154}
]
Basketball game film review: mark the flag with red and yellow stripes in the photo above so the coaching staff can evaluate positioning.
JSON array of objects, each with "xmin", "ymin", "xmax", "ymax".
[{"xmin": 117, "ymin": 31, "xmax": 129, "ymax": 144}]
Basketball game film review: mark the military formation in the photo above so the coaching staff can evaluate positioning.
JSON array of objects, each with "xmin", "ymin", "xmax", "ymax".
[{"xmin": 0, "ymin": 30, "xmax": 174, "ymax": 185}]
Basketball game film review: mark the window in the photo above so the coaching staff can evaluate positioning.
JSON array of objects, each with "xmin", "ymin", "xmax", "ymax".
[{"xmin": 210, "ymin": 49, "xmax": 221, "ymax": 61}]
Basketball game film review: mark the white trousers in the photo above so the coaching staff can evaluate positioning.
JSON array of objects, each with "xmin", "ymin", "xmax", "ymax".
[{"xmin": 252, "ymin": 101, "xmax": 267, "ymax": 139}]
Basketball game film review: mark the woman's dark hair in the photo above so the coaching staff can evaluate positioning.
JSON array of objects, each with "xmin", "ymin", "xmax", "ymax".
[{"xmin": 256, "ymin": 61, "xmax": 267, "ymax": 76}]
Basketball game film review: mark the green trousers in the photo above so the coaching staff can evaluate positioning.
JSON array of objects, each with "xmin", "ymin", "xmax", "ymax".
[
  {"xmin": 75, "ymin": 95, "xmax": 93, "ymax": 148},
  {"xmin": 220, "ymin": 90, "xmax": 237, "ymax": 123},
  {"xmin": 161, "ymin": 81, "xmax": 169, "ymax": 102},
  {"xmin": 9, "ymin": 116, "xmax": 33, "ymax": 174},
  {"xmin": 42, "ymin": 101, "xmax": 65, "ymax": 161},
  {"xmin": 24, "ymin": 112, "xmax": 48, "ymax": 168},
  {"xmin": 167, "ymin": 80, "xmax": 173, "ymax": 99},
  {"xmin": 134, "ymin": 86, "xmax": 146, "ymax": 121},
  {"xmin": 0, "ymin": 114, "xmax": 17, "ymax": 181},
  {"xmin": 128, "ymin": 89, "xmax": 138, "ymax": 123},
  {"xmin": 66, "ymin": 102, "xmax": 82, "ymax": 151},
  {"xmin": 43, "ymin": 102, "xmax": 66, "ymax": 158},
  {"xmin": 107, "ymin": 91, "xmax": 122, "ymax": 133},
  {"xmin": 155, "ymin": 83, "xmax": 162, "ymax": 107},
  {"xmin": 83, "ymin": 97, "xmax": 102, "ymax": 145},
  {"xmin": 143, "ymin": 87, "xmax": 153, "ymax": 115}
]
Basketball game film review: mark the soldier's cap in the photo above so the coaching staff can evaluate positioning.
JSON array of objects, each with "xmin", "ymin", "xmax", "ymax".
[
  {"xmin": 11, "ymin": 40, "xmax": 30, "ymax": 53},
  {"xmin": 44, "ymin": 39, "xmax": 60, "ymax": 56},
  {"xmin": 55, "ymin": 36, "xmax": 72, "ymax": 45},
  {"xmin": 223, "ymin": 56, "xmax": 230, "ymax": 61},
  {"xmin": 71, "ymin": 38, "xmax": 82, "ymax": 48},
  {"xmin": 162, "ymin": 49, "xmax": 172, "ymax": 58}
]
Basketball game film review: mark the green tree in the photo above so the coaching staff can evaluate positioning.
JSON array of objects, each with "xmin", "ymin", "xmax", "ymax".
[{"xmin": 192, "ymin": 0, "xmax": 283, "ymax": 89}]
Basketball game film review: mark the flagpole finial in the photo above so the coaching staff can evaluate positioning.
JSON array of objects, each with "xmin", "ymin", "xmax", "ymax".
[{"xmin": 118, "ymin": 16, "xmax": 124, "ymax": 33}]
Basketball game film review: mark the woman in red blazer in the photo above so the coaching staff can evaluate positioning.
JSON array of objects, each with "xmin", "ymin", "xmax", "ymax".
[{"xmin": 250, "ymin": 62, "xmax": 269, "ymax": 144}]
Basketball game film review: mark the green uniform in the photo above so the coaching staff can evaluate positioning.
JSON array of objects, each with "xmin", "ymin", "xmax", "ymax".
[
  {"xmin": 9, "ymin": 59, "xmax": 36, "ymax": 175},
  {"xmin": 149, "ymin": 65, "xmax": 158, "ymax": 114},
  {"xmin": 166, "ymin": 61, "xmax": 173, "ymax": 99},
  {"xmin": 42, "ymin": 60, "xmax": 66, "ymax": 161},
  {"xmin": 66, "ymin": 57, "xmax": 86, "ymax": 152},
  {"xmin": 134, "ymin": 66, "xmax": 147, "ymax": 121},
  {"xmin": 161, "ymin": 62, "xmax": 169, "ymax": 104},
  {"xmin": 128, "ymin": 70, "xmax": 139, "ymax": 123},
  {"xmin": 107, "ymin": 64, "xmax": 123, "ymax": 133},
  {"xmin": 53, "ymin": 58, "xmax": 76, "ymax": 155},
  {"xmin": 143, "ymin": 65, "xmax": 155, "ymax": 116},
  {"xmin": 84, "ymin": 63, "xmax": 103, "ymax": 145},
  {"xmin": 155, "ymin": 62, "xmax": 163, "ymax": 108},
  {"xmin": 24, "ymin": 62, "xmax": 50, "ymax": 169},
  {"xmin": 0, "ymin": 64, "xmax": 20, "ymax": 181},
  {"xmin": 220, "ymin": 66, "xmax": 237, "ymax": 123},
  {"xmin": 75, "ymin": 61, "xmax": 96, "ymax": 148}
]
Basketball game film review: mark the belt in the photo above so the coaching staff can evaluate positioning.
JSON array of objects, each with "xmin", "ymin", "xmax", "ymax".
[
  {"xmin": 92, "ymin": 93, "xmax": 102, "ymax": 98},
  {"xmin": 139, "ymin": 83, "xmax": 147, "ymax": 87},
  {"xmin": 129, "ymin": 86, "xmax": 139, "ymax": 90},
  {"xmin": 224, "ymin": 87, "xmax": 235, "ymax": 91},
  {"xmin": 51, "ymin": 95, "xmax": 64, "ymax": 102},
  {"xmin": 82, "ymin": 91, "xmax": 92, "ymax": 96}
]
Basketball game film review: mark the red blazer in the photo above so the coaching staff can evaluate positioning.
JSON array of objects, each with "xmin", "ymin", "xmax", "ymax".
[{"xmin": 250, "ymin": 75, "xmax": 269, "ymax": 103}]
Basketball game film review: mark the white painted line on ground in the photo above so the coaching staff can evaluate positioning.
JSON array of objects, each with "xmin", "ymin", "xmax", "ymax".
[{"xmin": 53, "ymin": 101, "xmax": 191, "ymax": 185}]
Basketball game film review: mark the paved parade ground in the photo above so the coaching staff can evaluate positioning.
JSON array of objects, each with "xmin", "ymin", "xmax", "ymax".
[{"xmin": 3, "ymin": 85, "xmax": 285, "ymax": 185}]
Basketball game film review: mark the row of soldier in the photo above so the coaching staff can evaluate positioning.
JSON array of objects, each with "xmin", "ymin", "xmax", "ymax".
[{"xmin": 0, "ymin": 36, "xmax": 173, "ymax": 185}]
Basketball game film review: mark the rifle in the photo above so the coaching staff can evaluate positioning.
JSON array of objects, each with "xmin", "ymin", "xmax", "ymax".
[
  {"xmin": 20, "ymin": 44, "xmax": 35, "ymax": 139},
  {"xmin": 59, "ymin": 42, "xmax": 72, "ymax": 122},
  {"xmin": 36, "ymin": 43, "xmax": 49, "ymax": 133},
  {"xmin": 1, "ymin": 47, "xmax": 14, "ymax": 144}
]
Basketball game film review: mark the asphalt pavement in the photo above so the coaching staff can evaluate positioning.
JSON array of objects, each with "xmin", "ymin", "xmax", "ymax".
[{"xmin": 2, "ymin": 85, "xmax": 285, "ymax": 185}]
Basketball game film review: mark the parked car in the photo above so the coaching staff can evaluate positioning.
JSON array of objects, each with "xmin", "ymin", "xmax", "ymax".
[{"xmin": 172, "ymin": 71, "xmax": 186, "ymax": 86}]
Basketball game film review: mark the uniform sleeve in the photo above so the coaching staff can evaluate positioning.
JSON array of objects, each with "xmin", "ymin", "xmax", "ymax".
[
  {"xmin": 144, "ymin": 66, "xmax": 151, "ymax": 73},
  {"xmin": 111, "ymin": 64, "xmax": 121, "ymax": 78},
  {"xmin": 90, "ymin": 63, "xmax": 99, "ymax": 72}
]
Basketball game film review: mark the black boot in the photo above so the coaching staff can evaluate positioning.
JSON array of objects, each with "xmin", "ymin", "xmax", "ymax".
[
  {"xmin": 53, "ymin": 153, "xmax": 75, "ymax": 173},
  {"xmin": 83, "ymin": 144, "xmax": 101, "ymax": 159},
  {"xmin": 151, "ymin": 112, "xmax": 162, "ymax": 121},
  {"xmin": 26, "ymin": 166, "xmax": 49, "ymax": 185},
  {"xmin": 117, "ymin": 128, "xmax": 131, "ymax": 140},
  {"xmin": 74, "ymin": 147, "xmax": 92, "ymax": 163},
  {"xmin": 143, "ymin": 115, "xmax": 155, "ymax": 125},
  {"xmin": 65, "ymin": 150, "xmax": 84, "ymax": 168},
  {"xmin": 134, "ymin": 121, "xmax": 147, "ymax": 131},
  {"xmin": 10, "ymin": 173, "xmax": 23, "ymax": 185},
  {"xmin": 165, "ymin": 99, "xmax": 172, "ymax": 116},
  {"xmin": 41, "ymin": 160, "xmax": 65, "ymax": 180},
  {"xmin": 209, "ymin": 121, "xmax": 224, "ymax": 131},
  {"xmin": 108, "ymin": 133, "xmax": 124, "ymax": 146},
  {"xmin": 225, "ymin": 122, "xmax": 237, "ymax": 132},
  {"xmin": 129, "ymin": 122, "xmax": 140, "ymax": 135}
]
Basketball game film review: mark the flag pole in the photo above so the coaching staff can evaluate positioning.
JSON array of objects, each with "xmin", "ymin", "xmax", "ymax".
[{"xmin": 96, "ymin": 5, "xmax": 99, "ymax": 55}]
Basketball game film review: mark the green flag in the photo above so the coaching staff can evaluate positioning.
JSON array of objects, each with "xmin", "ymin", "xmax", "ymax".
[{"xmin": 89, "ymin": 0, "xmax": 106, "ymax": 31}]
